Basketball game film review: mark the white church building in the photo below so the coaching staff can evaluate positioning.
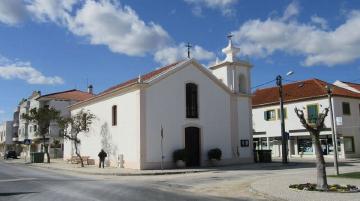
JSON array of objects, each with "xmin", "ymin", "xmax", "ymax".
[{"xmin": 64, "ymin": 39, "xmax": 254, "ymax": 169}]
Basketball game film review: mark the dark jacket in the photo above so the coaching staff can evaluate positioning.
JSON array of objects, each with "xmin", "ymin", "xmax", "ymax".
[{"xmin": 98, "ymin": 151, "xmax": 107, "ymax": 160}]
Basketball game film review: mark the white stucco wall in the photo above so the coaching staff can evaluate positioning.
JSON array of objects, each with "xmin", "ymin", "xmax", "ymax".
[
  {"xmin": 18, "ymin": 101, "xmax": 29, "ymax": 141},
  {"xmin": 27, "ymin": 98, "xmax": 40, "ymax": 140},
  {"xmin": 253, "ymin": 96, "xmax": 360, "ymax": 158},
  {"xmin": 144, "ymin": 64, "xmax": 234, "ymax": 168},
  {"xmin": 65, "ymin": 89, "xmax": 141, "ymax": 169},
  {"xmin": 0, "ymin": 121, "xmax": 13, "ymax": 145},
  {"xmin": 237, "ymin": 97, "xmax": 253, "ymax": 158},
  {"xmin": 332, "ymin": 96, "xmax": 360, "ymax": 157},
  {"xmin": 43, "ymin": 99, "xmax": 75, "ymax": 138},
  {"xmin": 253, "ymin": 98, "xmax": 332, "ymax": 138},
  {"xmin": 211, "ymin": 64, "xmax": 251, "ymax": 94}
]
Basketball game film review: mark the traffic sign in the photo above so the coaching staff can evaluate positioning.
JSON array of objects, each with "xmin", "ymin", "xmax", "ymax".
[{"xmin": 24, "ymin": 139, "xmax": 32, "ymax": 145}]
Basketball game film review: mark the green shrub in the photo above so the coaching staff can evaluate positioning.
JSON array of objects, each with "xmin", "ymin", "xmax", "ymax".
[
  {"xmin": 173, "ymin": 149, "xmax": 187, "ymax": 162},
  {"xmin": 208, "ymin": 148, "xmax": 222, "ymax": 160}
]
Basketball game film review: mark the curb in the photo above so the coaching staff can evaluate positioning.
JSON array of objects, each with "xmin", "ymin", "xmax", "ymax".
[{"xmin": 24, "ymin": 163, "xmax": 211, "ymax": 176}]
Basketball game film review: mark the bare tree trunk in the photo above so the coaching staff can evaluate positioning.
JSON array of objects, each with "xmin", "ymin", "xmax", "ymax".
[
  {"xmin": 43, "ymin": 135, "xmax": 50, "ymax": 163},
  {"xmin": 74, "ymin": 141, "xmax": 84, "ymax": 167},
  {"xmin": 45, "ymin": 145, "xmax": 50, "ymax": 163},
  {"xmin": 312, "ymin": 133, "xmax": 328, "ymax": 190}
]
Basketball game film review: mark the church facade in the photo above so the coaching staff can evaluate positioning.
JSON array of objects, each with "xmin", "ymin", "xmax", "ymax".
[{"xmin": 64, "ymin": 40, "xmax": 254, "ymax": 169}]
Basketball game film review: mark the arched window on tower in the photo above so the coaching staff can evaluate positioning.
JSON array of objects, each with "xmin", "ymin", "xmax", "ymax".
[
  {"xmin": 186, "ymin": 83, "xmax": 198, "ymax": 118},
  {"xmin": 112, "ymin": 105, "xmax": 117, "ymax": 126},
  {"xmin": 238, "ymin": 74, "xmax": 247, "ymax": 93}
]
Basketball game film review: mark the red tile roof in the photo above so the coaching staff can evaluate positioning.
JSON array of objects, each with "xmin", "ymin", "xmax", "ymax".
[
  {"xmin": 252, "ymin": 79, "xmax": 360, "ymax": 107},
  {"xmin": 100, "ymin": 61, "xmax": 181, "ymax": 95},
  {"xmin": 37, "ymin": 89, "xmax": 94, "ymax": 102}
]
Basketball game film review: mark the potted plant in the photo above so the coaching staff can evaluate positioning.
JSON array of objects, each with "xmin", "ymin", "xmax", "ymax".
[
  {"xmin": 173, "ymin": 149, "xmax": 187, "ymax": 168},
  {"xmin": 208, "ymin": 148, "xmax": 222, "ymax": 166}
]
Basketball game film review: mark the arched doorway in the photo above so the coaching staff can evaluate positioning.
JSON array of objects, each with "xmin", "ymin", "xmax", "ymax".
[{"xmin": 185, "ymin": 127, "xmax": 200, "ymax": 167}]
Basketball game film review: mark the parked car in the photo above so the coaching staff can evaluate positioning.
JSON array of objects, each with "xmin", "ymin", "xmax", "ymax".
[{"xmin": 4, "ymin": 151, "xmax": 18, "ymax": 159}]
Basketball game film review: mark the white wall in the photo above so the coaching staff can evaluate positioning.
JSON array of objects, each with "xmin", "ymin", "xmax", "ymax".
[
  {"xmin": 0, "ymin": 121, "xmax": 13, "ymax": 145},
  {"xmin": 45, "ymin": 99, "xmax": 74, "ymax": 138},
  {"xmin": 253, "ymin": 96, "xmax": 360, "ymax": 158},
  {"xmin": 253, "ymin": 98, "xmax": 332, "ymax": 138},
  {"xmin": 237, "ymin": 97, "xmax": 253, "ymax": 158},
  {"xmin": 332, "ymin": 96, "xmax": 360, "ymax": 157},
  {"xmin": 18, "ymin": 101, "xmax": 29, "ymax": 141},
  {"xmin": 144, "ymin": 63, "xmax": 234, "ymax": 167},
  {"xmin": 27, "ymin": 97, "xmax": 40, "ymax": 139},
  {"xmin": 65, "ymin": 89, "xmax": 141, "ymax": 169},
  {"xmin": 211, "ymin": 64, "xmax": 251, "ymax": 94}
]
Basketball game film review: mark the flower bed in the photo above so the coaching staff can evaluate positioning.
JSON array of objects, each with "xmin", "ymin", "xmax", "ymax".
[{"xmin": 289, "ymin": 183, "xmax": 359, "ymax": 193}]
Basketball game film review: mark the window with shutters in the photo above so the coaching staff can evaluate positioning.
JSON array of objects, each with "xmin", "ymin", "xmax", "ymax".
[
  {"xmin": 186, "ymin": 83, "xmax": 198, "ymax": 118},
  {"xmin": 112, "ymin": 105, "xmax": 117, "ymax": 126},
  {"xmin": 264, "ymin": 110, "xmax": 276, "ymax": 121},
  {"xmin": 307, "ymin": 104, "xmax": 318, "ymax": 124},
  {"xmin": 277, "ymin": 108, "xmax": 287, "ymax": 119},
  {"xmin": 342, "ymin": 102, "xmax": 351, "ymax": 115}
]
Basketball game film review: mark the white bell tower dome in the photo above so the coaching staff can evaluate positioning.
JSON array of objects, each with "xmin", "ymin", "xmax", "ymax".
[{"xmin": 210, "ymin": 35, "xmax": 252, "ymax": 94}]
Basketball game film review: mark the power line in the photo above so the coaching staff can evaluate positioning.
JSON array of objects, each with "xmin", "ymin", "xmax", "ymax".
[{"xmin": 251, "ymin": 79, "xmax": 276, "ymax": 90}]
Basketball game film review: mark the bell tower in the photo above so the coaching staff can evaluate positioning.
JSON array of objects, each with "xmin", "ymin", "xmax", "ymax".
[{"xmin": 210, "ymin": 35, "xmax": 252, "ymax": 94}]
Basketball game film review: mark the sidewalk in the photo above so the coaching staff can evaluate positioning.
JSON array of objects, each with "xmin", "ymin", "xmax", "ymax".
[
  {"xmin": 251, "ymin": 161, "xmax": 360, "ymax": 201},
  {"xmin": 2, "ymin": 158, "xmax": 211, "ymax": 176}
]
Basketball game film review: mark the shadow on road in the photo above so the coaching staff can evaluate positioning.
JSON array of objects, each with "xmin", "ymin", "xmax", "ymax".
[{"xmin": 0, "ymin": 192, "xmax": 38, "ymax": 196}]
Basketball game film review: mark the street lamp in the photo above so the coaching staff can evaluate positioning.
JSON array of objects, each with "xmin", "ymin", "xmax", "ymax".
[
  {"xmin": 276, "ymin": 71, "xmax": 293, "ymax": 164},
  {"xmin": 325, "ymin": 84, "xmax": 340, "ymax": 175}
]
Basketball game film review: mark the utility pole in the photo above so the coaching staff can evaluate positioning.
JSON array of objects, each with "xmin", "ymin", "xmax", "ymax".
[
  {"xmin": 326, "ymin": 85, "xmax": 339, "ymax": 175},
  {"xmin": 276, "ymin": 75, "xmax": 288, "ymax": 164}
]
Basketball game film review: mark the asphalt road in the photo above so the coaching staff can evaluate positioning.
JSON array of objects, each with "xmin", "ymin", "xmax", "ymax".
[{"xmin": 0, "ymin": 161, "xmax": 258, "ymax": 201}]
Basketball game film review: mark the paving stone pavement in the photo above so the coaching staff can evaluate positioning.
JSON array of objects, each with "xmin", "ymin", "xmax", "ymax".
[{"xmin": 251, "ymin": 161, "xmax": 360, "ymax": 201}]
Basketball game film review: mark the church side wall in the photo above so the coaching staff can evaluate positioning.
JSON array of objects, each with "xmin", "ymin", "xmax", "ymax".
[
  {"xmin": 143, "ymin": 64, "xmax": 233, "ymax": 169},
  {"xmin": 64, "ymin": 89, "xmax": 141, "ymax": 169},
  {"xmin": 237, "ymin": 97, "xmax": 253, "ymax": 158}
]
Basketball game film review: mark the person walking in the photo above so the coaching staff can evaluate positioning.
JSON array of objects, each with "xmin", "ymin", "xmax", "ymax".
[{"xmin": 98, "ymin": 149, "xmax": 107, "ymax": 168}]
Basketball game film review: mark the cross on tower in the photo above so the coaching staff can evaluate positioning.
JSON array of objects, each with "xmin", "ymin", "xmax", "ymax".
[
  {"xmin": 186, "ymin": 42, "xmax": 192, "ymax": 59},
  {"xmin": 227, "ymin": 33, "xmax": 234, "ymax": 41}
]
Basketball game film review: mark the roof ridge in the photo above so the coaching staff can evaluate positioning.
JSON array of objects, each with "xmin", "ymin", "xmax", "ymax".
[
  {"xmin": 39, "ymin": 89, "xmax": 88, "ymax": 98},
  {"xmin": 341, "ymin": 80, "xmax": 360, "ymax": 85},
  {"xmin": 254, "ymin": 78, "xmax": 321, "ymax": 92},
  {"xmin": 100, "ymin": 60, "xmax": 183, "ymax": 95},
  {"xmin": 312, "ymin": 78, "xmax": 329, "ymax": 94}
]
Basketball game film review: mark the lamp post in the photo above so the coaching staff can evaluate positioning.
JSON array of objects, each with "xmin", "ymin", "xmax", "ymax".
[
  {"xmin": 276, "ymin": 71, "xmax": 293, "ymax": 164},
  {"xmin": 326, "ymin": 85, "xmax": 339, "ymax": 175}
]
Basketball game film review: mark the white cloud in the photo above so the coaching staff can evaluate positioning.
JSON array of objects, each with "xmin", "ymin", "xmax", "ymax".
[
  {"xmin": 67, "ymin": 0, "xmax": 170, "ymax": 56},
  {"xmin": 0, "ymin": 0, "xmax": 215, "ymax": 65},
  {"xmin": 184, "ymin": 0, "xmax": 238, "ymax": 16},
  {"xmin": 311, "ymin": 15, "xmax": 328, "ymax": 29},
  {"xmin": 281, "ymin": 1, "xmax": 299, "ymax": 21},
  {"xmin": 0, "ymin": 0, "xmax": 27, "ymax": 26},
  {"xmin": 232, "ymin": 3, "xmax": 360, "ymax": 66},
  {"xmin": 0, "ymin": 55, "xmax": 64, "ymax": 85},
  {"xmin": 154, "ymin": 43, "xmax": 215, "ymax": 65},
  {"xmin": 26, "ymin": 0, "xmax": 76, "ymax": 25},
  {"xmin": 0, "ymin": 109, "xmax": 4, "ymax": 114}
]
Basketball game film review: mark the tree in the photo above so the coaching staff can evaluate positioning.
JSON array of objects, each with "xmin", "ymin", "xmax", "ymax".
[
  {"xmin": 22, "ymin": 107, "xmax": 61, "ymax": 163},
  {"xmin": 58, "ymin": 110, "xmax": 95, "ymax": 167},
  {"xmin": 294, "ymin": 107, "xmax": 329, "ymax": 190}
]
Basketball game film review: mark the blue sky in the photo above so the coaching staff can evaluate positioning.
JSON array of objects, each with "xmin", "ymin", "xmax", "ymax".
[{"xmin": 0, "ymin": 0, "xmax": 359, "ymax": 121}]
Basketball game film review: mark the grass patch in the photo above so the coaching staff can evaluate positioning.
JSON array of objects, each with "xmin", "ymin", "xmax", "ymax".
[{"xmin": 330, "ymin": 172, "xmax": 360, "ymax": 179}]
